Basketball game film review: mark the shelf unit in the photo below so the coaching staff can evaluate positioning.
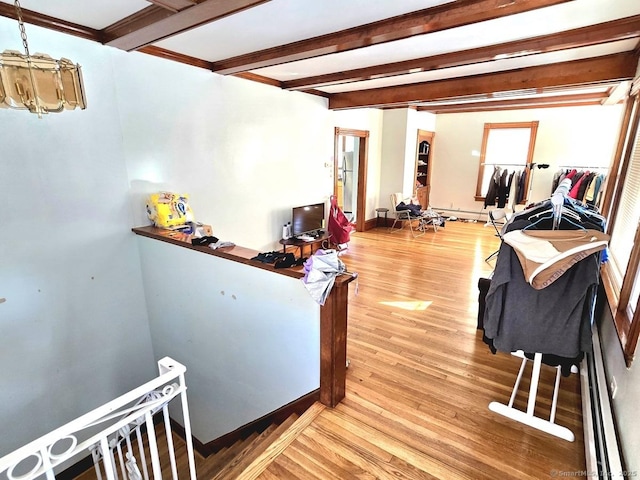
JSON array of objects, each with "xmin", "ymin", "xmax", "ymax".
[{"xmin": 415, "ymin": 130, "xmax": 434, "ymax": 209}]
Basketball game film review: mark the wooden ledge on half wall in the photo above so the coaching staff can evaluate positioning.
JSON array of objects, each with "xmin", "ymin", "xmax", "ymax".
[{"xmin": 131, "ymin": 224, "xmax": 356, "ymax": 408}]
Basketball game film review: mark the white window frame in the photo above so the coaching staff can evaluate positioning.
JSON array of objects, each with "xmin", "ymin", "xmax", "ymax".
[
  {"xmin": 475, "ymin": 122, "xmax": 539, "ymax": 203},
  {"xmin": 601, "ymin": 93, "xmax": 640, "ymax": 367}
]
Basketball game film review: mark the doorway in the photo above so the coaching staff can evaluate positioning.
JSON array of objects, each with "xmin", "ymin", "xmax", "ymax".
[
  {"xmin": 415, "ymin": 129, "xmax": 435, "ymax": 209},
  {"xmin": 334, "ymin": 127, "xmax": 369, "ymax": 232}
]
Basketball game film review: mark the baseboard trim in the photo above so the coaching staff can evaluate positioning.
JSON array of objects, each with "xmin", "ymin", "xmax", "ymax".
[{"xmin": 364, "ymin": 218, "xmax": 378, "ymax": 230}]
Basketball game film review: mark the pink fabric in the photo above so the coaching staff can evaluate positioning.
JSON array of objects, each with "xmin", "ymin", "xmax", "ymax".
[
  {"xmin": 328, "ymin": 195, "xmax": 354, "ymax": 244},
  {"xmin": 565, "ymin": 169, "xmax": 577, "ymax": 180},
  {"xmin": 569, "ymin": 171, "xmax": 589, "ymax": 199}
]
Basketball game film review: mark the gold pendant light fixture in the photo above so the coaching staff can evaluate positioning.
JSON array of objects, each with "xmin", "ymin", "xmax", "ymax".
[{"xmin": 0, "ymin": 0, "xmax": 86, "ymax": 117}]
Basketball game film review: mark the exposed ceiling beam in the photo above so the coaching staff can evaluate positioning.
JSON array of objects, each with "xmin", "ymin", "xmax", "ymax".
[
  {"xmin": 138, "ymin": 45, "xmax": 214, "ymax": 70},
  {"xmin": 233, "ymin": 72, "xmax": 282, "ymax": 88},
  {"xmin": 284, "ymin": 15, "xmax": 640, "ymax": 91},
  {"xmin": 0, "ymin": 2, "xmax": 101, "ymax": 42},
  {"xmin": 418, "ymin": 91, "xmax": 609, "ymax": 113},
  {"xmin": 147, "ymin": 0, "xmax": 198, "ymax": 13},
  {"xmin": 228, "ymin": 73, "xmax": 332, "ymax": 97},
  {"xmin": 136, "ymin": 47, "xmax": 317, "ymax": 93},
  {"xmin": 210, "ymin": 0, "xmax": 573, "ymax": 75},
  {"xmin": 104, "ymin": 0, "xmax": 271, "ymax": 51},
  {"xmin": 431, "ymin": 100, "xmax": 604, "ymax": 114},
  {"xmin": 329, "ymin": 53, "xmax": 638, "ymax": 109}
]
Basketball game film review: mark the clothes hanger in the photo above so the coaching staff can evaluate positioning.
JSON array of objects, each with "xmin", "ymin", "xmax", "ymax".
[
  {"xmin": 561, "ymin": 198, "xmax": 606, "ymax": 229},
  {"xmin": 523, "ymin": 207, "xmax": 588, "ymax": 232},
  {"xmin": 522, "ymin": 210, "xmax": 554, "ymax": 231},
  {"xmin": 559, "ymin": 206, "xmax": 582, "ymax": 221},
  {"xmin": 564, "ymin": 197, "xmax": 605, "ymax": 221},
  {"xmin": 512, "ymin": 198, "xmax": 552, "ymax": 221},
  {"xmin": 557, "ymin": 214, "xmax": 588, "ymax": 232},
  {"xmin": 527, "ymin": 204, "xmax": 581, "ymax": 222}
]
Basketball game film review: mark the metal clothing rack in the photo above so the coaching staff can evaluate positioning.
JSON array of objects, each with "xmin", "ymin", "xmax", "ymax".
[
  {"xmin": 489, "ymin": 351, "xmax": 578, "ymax": 442},
  {"xmin": 557, "ymin": 165, "xmax": 609, "ymax": 170},
  {"xmin": 488, "ymin": 178, "xmax": 578, "ymax": 442},
  {"xmin": 481, "ymin": 162, "xmax": 549, "ymax": 169},
  {"xmin": 481, "ymin": 162, "xmax": 528, "ymax": 167}
]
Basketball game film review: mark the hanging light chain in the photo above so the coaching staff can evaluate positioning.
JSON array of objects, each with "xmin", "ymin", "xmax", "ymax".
[
  {"xmin": 14, "ymin": 0, "xmax": 32, "ymax": 58},
  {"xmin": 13, "ymin": 0, "xmax": 44, "ymax": 117},
  {"xmin": 4, "ymin": 0, "xmax": 86, "ymax": 115}
]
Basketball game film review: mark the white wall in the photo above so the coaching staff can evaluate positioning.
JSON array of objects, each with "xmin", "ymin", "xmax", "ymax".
[
  {"xmin": 118, "ymin": 50, "xmax": 336, "ymax": 252},
  {"xmin": 0, "ymin": 16, "xmax": 369, "ymax": 457},
  {"xmin": 137, "ymin": 238, "xmax": 320, "ymax": 442},
  {"xmin": 377, "ymin": 108, "xmax": 438, "ymax": 208},
  {"xmin": 431, "ymin": 106, "xmax": 625, "ymax": 214},
  {"xmin": 0, "ymin": 18, "xmax": 155, "ymax": 456},
  {"xmin": 380, "ymin": 109, "xmax": 409, "ymax": 206}
]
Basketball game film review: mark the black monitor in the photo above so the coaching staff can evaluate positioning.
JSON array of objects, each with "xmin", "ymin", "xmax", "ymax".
[{"xmin": 292, "ymin": 203, "xmax": 324, "ymax": 236}]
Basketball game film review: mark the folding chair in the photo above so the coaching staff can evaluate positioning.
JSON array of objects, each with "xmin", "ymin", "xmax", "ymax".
[
  {"xmin": 389, "ymin": 193, "xmax": 425, "ymax": 238},
  {"xmin": 485, "ymin": 208, "xmax": 509, "ymax": 262}
]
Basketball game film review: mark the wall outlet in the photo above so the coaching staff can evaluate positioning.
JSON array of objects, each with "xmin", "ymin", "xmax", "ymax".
[{"xmin": 610, "ymin": 376, "xmax": 618, "ymax": 399}]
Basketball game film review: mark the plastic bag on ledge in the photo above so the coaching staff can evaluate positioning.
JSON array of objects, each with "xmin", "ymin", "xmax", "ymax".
[
  {"xmin": 301, "ymin": 249, "xmax": 346, "ymax": 305},
  {"xmin": 146, "ymin": 192, "xmax": 194, "ymax": 228}
]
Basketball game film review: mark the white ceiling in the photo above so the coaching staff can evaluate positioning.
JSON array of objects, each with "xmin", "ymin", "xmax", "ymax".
[
  {"xmin": 2, "ymin": 0, "xmax": 639, "ymax": 112},
  {"xmin": 156, "ymin": 0, "xmax": 454, "ymax": 61}
]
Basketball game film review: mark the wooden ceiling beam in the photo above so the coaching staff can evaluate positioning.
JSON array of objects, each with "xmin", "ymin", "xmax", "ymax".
[
  {"xmin": 147, "ymin": 0, "xmax": 198, "ymax": 13},
  {"xmin": 328, "ymin": 53, "xmax": 637, "ymax": 110},
  {"xmin": 417, "ymin": 91, "xmax": 609, "ymax": 113},
  {"xmin": 138, "ymin": 45, "xmax": 214, "ymax": 70},
  {"xmin": 431, "ymin": 100, "xmax": 604, "ymax": 114},
  {"xmin": 0, "ymin": 3, "xmax": 102, "ymax": 42},
  {"xmin": 232, "ymin": 72, "xmax": 283, "ymax": 88},
  {"xmin": 285, "ymin": 15, "xmax": 640, "ymax": 91},
  {"xmin": 103, "ymin": 0, "xmax": 270, "ymax": 51},
  {"xmin": 210, "ymin": 0, "xmax": 573, "ymax": 75}
]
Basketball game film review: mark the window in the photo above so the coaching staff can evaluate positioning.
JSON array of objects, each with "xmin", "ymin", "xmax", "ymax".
[
  {"xmin": 475, "ymin": 122, "xmax": 539, "ymax": 201},
  {"xmin": 601, "ymin": 93, "xmax": 640, "ymax": 367}
]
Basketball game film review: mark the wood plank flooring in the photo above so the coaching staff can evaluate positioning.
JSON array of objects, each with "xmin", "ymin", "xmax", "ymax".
[{"xmin": 259, "ymin": 220, "xmax": 586, "ymax": 479}]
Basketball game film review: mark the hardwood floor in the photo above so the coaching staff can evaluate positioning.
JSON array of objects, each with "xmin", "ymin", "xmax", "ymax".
[{"xmin": 259, "ymin": 220, "xmax": 586, "ymax": 479}]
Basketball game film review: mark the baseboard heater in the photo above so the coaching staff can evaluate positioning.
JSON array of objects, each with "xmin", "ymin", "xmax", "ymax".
[
  {"xmin": 580, "ymin": 324, "xmax": 623, "ymax": 478},
  {"xmin": 431, "ymin": 206, "xmax": 486, "ymax": 219}
]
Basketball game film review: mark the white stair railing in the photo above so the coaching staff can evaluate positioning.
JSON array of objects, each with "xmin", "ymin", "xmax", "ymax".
[{"xmin": 0, "ymin": 357, "xmax": 197, "ymax": 480}]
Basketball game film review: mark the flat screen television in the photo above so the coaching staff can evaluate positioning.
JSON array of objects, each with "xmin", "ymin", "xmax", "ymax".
[{"xmin": 292, "ymin": 203, "xmax": 325, "ymax": 236}]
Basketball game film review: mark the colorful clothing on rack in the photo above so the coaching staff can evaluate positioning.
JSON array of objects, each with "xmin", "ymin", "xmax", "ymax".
[{"xmin": 551, "ymin": 168, "xmax": 607, "ymax": 207}]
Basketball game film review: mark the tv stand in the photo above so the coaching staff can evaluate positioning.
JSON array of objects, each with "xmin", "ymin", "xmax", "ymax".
[{"xmin": 280, "ymin": 233, "xmax": 331, "ymax": 259}]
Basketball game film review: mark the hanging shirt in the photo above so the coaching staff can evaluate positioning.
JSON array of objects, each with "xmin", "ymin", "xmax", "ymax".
[{"xmin": 507, "ymin": 171, "xmax": 519, "ymax": 211}]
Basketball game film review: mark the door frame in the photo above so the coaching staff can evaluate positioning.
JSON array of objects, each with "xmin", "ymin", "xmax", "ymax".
[
  {"xmin": 415, "ymin": 129, "xmax": 435, "ymax": 207},
  {"xmin": 334, "ymin": 127, "xmax": 369, "ymax": 232}
]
